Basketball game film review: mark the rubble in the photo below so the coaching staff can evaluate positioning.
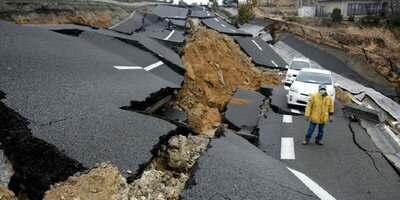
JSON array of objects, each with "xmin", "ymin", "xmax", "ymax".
[
  {"xmin": 0, "ymin": 149, "xmax": 13, "ymax": 187},
  {"xmin": 0, "ymin": 187, "xmax": 17, "ymax": 200},
  {"xmin": 129, "ymin": 135, "xmax": 209, "ymax": 200},
  {"xmin": 44, "ymin": 163, "xmax": 129, "ymax": 200}
]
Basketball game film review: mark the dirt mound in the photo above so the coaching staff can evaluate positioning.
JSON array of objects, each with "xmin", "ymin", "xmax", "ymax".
[
  {"xmin": 335, "ymin": 87, "xmax": 352, "ymax": 104},
  {"xmin": 44, "ymin": 163, "xmax": 129, "ymax": 200},
  {"xmin": 0, "ymin": 2, "xmax": 136, "ymax": 28},
  {"xmin": 172, "ymin": 28, "xmax": 280, "ymax": 133}
]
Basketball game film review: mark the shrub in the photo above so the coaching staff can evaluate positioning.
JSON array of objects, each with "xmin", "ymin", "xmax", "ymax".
[
  {"xmin": 360, "ymin": 15, "xmax": 380, "ymax": 26},
  {"xmin": 238, "ymin": 3, "xmax": 252, "ymax": 24},
  {"xmin": 331, "ymin": 8, "xmax": 342, "ymax": 22},
  {"xmin": 387, "ymin": 16, "xmax": 400, "ymax": 38},
  {"xmin": 348, "ymin": 15, "xmax": 354, "ymax": 22}
]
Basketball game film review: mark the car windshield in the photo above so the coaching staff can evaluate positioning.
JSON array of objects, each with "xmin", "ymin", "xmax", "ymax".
[
  {"xmin": 290, "ymin": 61, "xmax": 310, "ymax": 70},
  {"xmin": 296, "ymin": 72, "xmax": 332, "ymax": 84}
]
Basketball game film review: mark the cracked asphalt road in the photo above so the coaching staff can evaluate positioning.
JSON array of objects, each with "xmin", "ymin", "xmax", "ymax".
[
  {"xmin": 0, "ymin": 20, "xmax": 178, "ymax": 176},
  {"xmin": 259, "ymin": 85, "xmax": 400, "ymax": 200}
]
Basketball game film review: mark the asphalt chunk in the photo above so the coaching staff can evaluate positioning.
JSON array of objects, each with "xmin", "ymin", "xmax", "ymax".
[{"xmin": 181, "ymin": 130, "xmax": 316, "ymax": 200}]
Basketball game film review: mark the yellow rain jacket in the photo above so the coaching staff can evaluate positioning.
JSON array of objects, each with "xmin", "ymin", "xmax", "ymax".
[{"xmin": 305, "ymin": 92, "xmax": 334, "ymax": 124}]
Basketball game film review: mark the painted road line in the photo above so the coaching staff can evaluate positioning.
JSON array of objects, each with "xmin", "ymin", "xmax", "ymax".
[
  {"xmin": 229, "ymin": 29, "xmax": 237, "ymax": 33},
  {"xmin": 284, "ymin": 86, "xmax": 290, "ymax": 90},
  {"xmin": 281, "ymin": 137, "xmax": 295, "ymax": 160},
  {"xmin": 113, "ymin": 66, "xmax": 142, "ymax": 70},
  {"xmin": 271, "ymin": 60, "xmax": 278, "ymax": 67},
  {"xmin": 164, "ymin": 30, "xmax": 175, "ymax": 40},
  {"xmin": 110, "ymin": 11, "xmax": 136, "ymax": 29},
  {"xmin": 283, "ymin": 115, "xmax": 293, "ymax": 123},
  {"xmin": 287, "ymin": 167, "xmax": 336, "ymax": 200},
  {"xmin": 207, "ymin": 11, "xmax": 210, "ymax": 16},
  {"xmin": 221, "ymin": 24, "xmax": 226, "ymax": 27},
  {"xmin": 214, "ymin": 18, "xmax": 219, "ymax": 22},
  {"xmin": 144, "ymin": 61, "xmax": 164, "ymax": 71},
  {"xmin": 291, "ymin": 109, "xmax": 301, "ymax": 114},
  {"xmin": 252, "ymin": 40, "xmax": 263, "ymax": 51},
  {"xmin": 203, "ymin": 7, "xmax": 205, "ymax": 11}
]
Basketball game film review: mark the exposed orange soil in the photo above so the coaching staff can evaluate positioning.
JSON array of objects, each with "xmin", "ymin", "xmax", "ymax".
[{"xmin": 172, "ymin": 28, "xmax": 280, "ymax": 133}]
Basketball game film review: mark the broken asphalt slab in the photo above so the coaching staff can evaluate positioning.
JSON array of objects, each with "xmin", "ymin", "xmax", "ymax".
[
  {"xmin": 201, "ymin": 17, "xmax": 252, "ymax": 36},
  {"xmin": 152, "ymin": 5, "xmax": 189, "ymax": 19},
  {"xmin": 141, "ymin": 27, "xmax": 186, "ymax": 44},
  {"xmin": 0, "ymin": 20, "xmax": 178, "ymax": 196},
  {"xmin": 224, "ymin": 88, "xmax": 265, "ymax": 133},
  {"xmin": 27, "ymin": 23, "xmax": 185, "ymax": 70},
  {"xmin": 269, "ymin": 86, "xmax": 303, "ymax": 115},
  {"xmin": 110, "ymin": 11, "xmax": 143, "ymax": 34},
  {"xmin": 79, "ymin": 31, "xmax": 183, "ymax": 86},
  {"xmin": 180, "ymin": 130, "xmax": 316, "ymax": 200},
  {"xmin": 235, "ymin": 36, "xmax": 287, "ymax": 68},
  {"xmin": 167, "ymin": 18, "xmax": 187, "ymax": 28},
  {"xmin": 239, "ymin": 23, "xmax": 265, "ymax": 37}
]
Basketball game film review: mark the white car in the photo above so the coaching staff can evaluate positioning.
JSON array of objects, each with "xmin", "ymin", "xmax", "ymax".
[
  {"xmin": 287, "ymin": 68, "xmax": 337, "ymax": 107},
  {"xmin": 284, "ymin": 57, "xmax": 311, "ymax": 86}
]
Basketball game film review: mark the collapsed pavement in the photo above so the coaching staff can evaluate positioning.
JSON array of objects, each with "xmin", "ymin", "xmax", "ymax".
[{"xmin": 2, "ymin": 2, "xmax": 400, "ymax": 199}]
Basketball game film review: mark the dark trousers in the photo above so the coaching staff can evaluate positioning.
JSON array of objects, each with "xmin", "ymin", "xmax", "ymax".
[{"xmin": 305, "ymin": 122, "xmax": 325, "ymax": 141}]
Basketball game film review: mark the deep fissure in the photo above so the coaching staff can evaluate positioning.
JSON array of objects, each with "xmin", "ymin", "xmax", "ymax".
[{"xmin": 0, "ymin": 91, "xmax": 86, "ymax": 200}]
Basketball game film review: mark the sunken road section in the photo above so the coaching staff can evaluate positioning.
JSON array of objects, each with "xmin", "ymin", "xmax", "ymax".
[{"xmin": 0, "ymin": 91, "xmax": 85, "ymax": 200}]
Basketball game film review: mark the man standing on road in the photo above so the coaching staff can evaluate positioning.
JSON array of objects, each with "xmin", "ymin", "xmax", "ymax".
[{"xmin": 303, "ymin": 84, "xmax": 334, "ymax": 145}]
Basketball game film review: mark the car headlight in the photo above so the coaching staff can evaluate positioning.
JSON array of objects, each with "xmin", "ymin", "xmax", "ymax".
[{"xmin": 290, "ymin": 85, "xmax": 298, "ymax": 93}]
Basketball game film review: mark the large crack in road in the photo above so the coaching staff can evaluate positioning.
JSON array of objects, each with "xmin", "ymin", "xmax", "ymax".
[{"xmin": 0, "ymin": 91, "xmax": 85, "ymax": 199}]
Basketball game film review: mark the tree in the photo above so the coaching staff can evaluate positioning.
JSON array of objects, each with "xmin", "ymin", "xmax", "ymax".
[
  {"xmin": 331, "ymin": 8, "xmax": 342, "ymax": 22},
  {"xmin": 238, "ymin": 3, "xmax": 253, "ymax": 23}
]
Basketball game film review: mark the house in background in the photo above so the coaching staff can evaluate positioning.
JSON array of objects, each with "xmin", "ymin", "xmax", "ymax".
[{"xmin": 316, "ymin": 0, "xmax": 393, "ymax": 17}]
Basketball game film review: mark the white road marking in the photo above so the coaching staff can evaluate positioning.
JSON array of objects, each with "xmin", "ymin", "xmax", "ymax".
[
  {"xmin": 164, "ymin": 30, "xmax": 175, "ymax": 40},
  {"xmin": 252, "ymin": 40, "xmax": 263, "ymax": 51},
  {"xmin": 283, "ymin": 115, "xmax": 293, "ymax": 123},
  {"xmin": 284, "ymin": 86, "xmax": 290, "ymax": 90},
  {"xmin": 110, "ymin": 11, "xmax": 136, "ymax": 29},
  {"xmin": 287, "ymin": 167, "xmax": 336, "ymax": 200},
  {"xmin": 203, "ymin": 7, "xmax": 205, "ymax": 11},
  {"xmin": 271, "ymin": 60, "xmax": 278, "ymax": 67},
  {"xmin": 281, "ymin": 137, "xmax": 295, "ymax": 160},
  {"xmin": 214, "ymin": 18, "xmax": 219, "ymax": 22},
  {"xmin": 291, "ymin": 109, "xmax": 300, "ymax": 114},
  {"xmin": 113, "ymin": 66, "xmax": 142, "ymax": 70},
  {"xmin": 114, "ymin": 61, "xmax": 164, "ymax": 71},
  {"xmin": 144, "ymin": 61, "xmax": 164, "ymax": 71},
  {"xmin": 207, "ymin": 11, "xmax": 210, "ymax": 16},
  {"xmin": 229, "ymin": 29, "xmax": 237, "ymax": 33},
  {"xmin": 221, "ymin": 24, "xmax": 226, "ymax": 27}
]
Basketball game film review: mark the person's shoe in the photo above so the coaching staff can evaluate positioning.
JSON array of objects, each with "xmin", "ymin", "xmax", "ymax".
[
  {"xmin": 315, "ymin": 140, "xmax": 324, "ymax": 145},
  {"xmin": 302, "ymin": 140, "xmax": 309, "ymax": 145}
]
